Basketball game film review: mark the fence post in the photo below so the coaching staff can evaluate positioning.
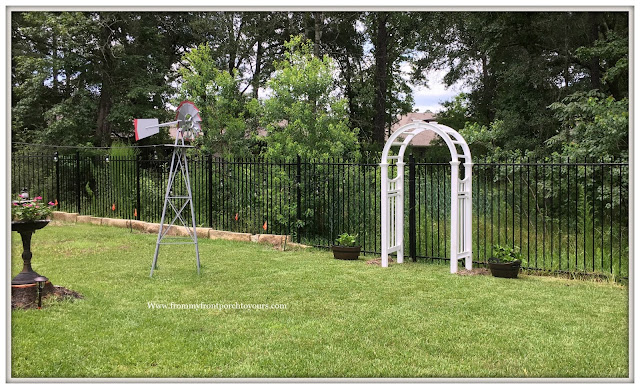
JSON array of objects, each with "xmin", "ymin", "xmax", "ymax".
[
  {"xmin": 136, "ymin": 154, "xmax": 141, "ymax": 220},
  {"xmin": 208, "ymin": 154, "xmax": 213, "ymax": 228},
  {"xmin": 75, "ymin": 150, "xmax": 81, "ymax": 214},
  {"xmin": 296, "ymin": 155, "xmax": 302, "ymax": 243},
  {"xmin": 55, "ymin": 151, "xmax": 60, "ymax": 210},
  {"xmin": 409, "ymin": 154, "xmax": 416, "ymax": 261}
]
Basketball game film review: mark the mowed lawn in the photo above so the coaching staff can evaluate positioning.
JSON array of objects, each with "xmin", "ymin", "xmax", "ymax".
[{"xmin": 11, "ymin": 223, "xmax": 629, "ymax": 378}]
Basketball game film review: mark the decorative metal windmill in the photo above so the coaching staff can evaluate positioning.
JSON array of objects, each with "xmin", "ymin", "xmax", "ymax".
[{"xmin": 135, "ymin": 101, "xmax": 202, "ymax": 277}]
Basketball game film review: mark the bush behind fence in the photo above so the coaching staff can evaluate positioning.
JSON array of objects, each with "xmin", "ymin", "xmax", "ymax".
[{"xmin": 11, "ymin": 153, "xmax": 628, "ymax": 279}]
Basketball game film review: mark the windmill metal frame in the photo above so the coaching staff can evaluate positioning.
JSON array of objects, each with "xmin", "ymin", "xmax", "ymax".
[
  {"xmin": 380, "ymin": 120, "xmax": 473, "ymax": 273},
  {"xmin": 149, "ymin": 108, "xmax": 201, "ymax": 277}
]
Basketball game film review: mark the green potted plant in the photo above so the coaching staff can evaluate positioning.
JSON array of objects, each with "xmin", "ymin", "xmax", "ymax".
[
  {"xmin": 488, "ymin": 245, "xmax": 522, "ymax": 278},
  {"xmin": 11, "ymin": 192, "xmax": 54, "ymax": 224},
  {"xmin": 332, "ymin": 233, "xmax": 361, "ymax": 260},
  {"xmin": 11, "ymin": 190, "xmax": 54, "ymax": 285}
]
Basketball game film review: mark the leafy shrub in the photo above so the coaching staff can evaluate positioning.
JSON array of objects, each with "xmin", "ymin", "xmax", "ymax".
[
  {"xmin": 490, "ymin": 245, "xmax": 523, "ymax": 263},
  {"xmin": 335, "ymin": 233, "xmax": 358, "ymax": 247}
]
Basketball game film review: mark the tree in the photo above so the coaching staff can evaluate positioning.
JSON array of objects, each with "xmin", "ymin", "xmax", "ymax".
[
  {"xmin": 417, "ymin": 11, "xmax": 629, "ymax": 157},
  {"xmin": 435, "ymin": 93, "xmax": 471, "ymax": 130},
  {"xmin": 12, "ymin": 12, "xmax": 99, "ymax": 148},
  {"xmin": 12, "ymin": 11, "xmax": 199, "ymax": 148},
  {"xmin": 91, "ymin": 12, "xmax": 198, "ymax": 146},
  {"xmin": 548, "ymin": 91, "xmax": 628, "ymax": 161},
  {"xmin": 367, "ymin": 12, "xmax": 417, "ymax": 145},
  {"xmin": 261, "ymin": 36, "xmax": 360, "ymax": 160},
  {"xmin": 177, "ymin": 44, "xmax": 259, "ymax": 157}
]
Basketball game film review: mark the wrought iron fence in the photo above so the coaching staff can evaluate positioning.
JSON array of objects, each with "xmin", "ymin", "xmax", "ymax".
[{"xmin": 11, "ymin": 152, "xmax": 629, "ymax": 279}]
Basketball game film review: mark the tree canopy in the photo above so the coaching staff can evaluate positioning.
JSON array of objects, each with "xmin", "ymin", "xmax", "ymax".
[{"xmin": 11, "ymin": 10, "xmax": 629, "ymax": 160}]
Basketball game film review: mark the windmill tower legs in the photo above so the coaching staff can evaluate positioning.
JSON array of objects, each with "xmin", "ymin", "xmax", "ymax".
[{"xmin": 150, "ymin": 145, "xmax": 200, "ymax": 277}]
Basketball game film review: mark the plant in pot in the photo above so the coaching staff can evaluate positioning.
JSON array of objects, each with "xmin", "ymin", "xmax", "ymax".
[
  {"xmin": 332, "ymin": 233, "xmax": 361, "ymax": 260},
  {"xmin": 11, "ymin": 192, "xmax": 54, "ymax": 224},
  {"xmin": 11, "ymin": 191, "xmax": 54, "ymax": 285},
  {"xmin": 488, "ymin": 245, "xmax": 522, "ymax": 278}
]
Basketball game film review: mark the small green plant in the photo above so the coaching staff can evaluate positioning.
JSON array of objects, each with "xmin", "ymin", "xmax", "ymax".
[
  {"xmin": 335, "ymin": 233, "xmax": 358, "ymax": 247},
  {"xmin": 491, "ymin": 244, "xmax": 523, "ymax": 263},
  {"xmin": 11, "ymin": 194, "xmax": 54, "ymax": 222}
]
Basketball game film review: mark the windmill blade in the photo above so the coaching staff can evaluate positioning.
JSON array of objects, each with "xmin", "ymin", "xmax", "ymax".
[
  {"xmin": 175, "ymin": 101, "xmax": 202, "ymax": 133},
  {"xmin": 134, "ymin": 118, "xmax": 160, "ymax": 141}
]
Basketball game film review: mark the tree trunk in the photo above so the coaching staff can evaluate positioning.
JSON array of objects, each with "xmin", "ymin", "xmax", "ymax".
[
  {"xmin": 344, "ymin": 59, "xmax": 356, "ymax": 130},
  {"xmin": 95, "ymin": 18, "xmax": 114, "ymax": 146},
  {"xmin": 64, "ymin": 47, "xmax": 71, "ymax": 98},
  {"xmin": 313, "ymin": 12, "xmax": 323, "ymax": 57},
  {"xmin": 52, "ymin": 28, "xmax": 59, "ymax": 94},
  {"xmin": 252, "ymin": 38, "xmax": 263, "ymax": 99},
  {"xmin": 96, "ymin": 84, "xmax": 112, "ymax": 146},
  {"xmin": 588, "ymin": 13, "xmax": 602, "ymax": 90},
  {"xmin": 564, "ymin": 23, "xmax": 570, "ymax": 89},
  {"xmin": 227, "ymin": 15, "xmax": 237, "ymax": 75},
  {"xmin": 373, "ymin": 12, "xmax": 389, "ymax": 145},
  {"xmin": 479, "ymin": 54, "xmax": 495, "ymax": 124}
]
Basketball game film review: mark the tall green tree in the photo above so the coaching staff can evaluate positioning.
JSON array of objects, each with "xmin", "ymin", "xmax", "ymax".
[
  {"xmin": 367, "ymin": 12, "xmax": 417, "ymax": 145},
  {"xmin": 12, "ymin": 12, "xmax": 98, "ymax": 147},
  {"xmin": 261, "ymin": 36, "xmax": 360, "ymax": 160},
  {"xmin": 177, "ymin": 44, "xmax": 259, "ymax": 158},
  {"xmin": 12, "ymin": 11, "xmax": 198, "ymax": 148},
  {"xmin": 419, "ymin": 11, "xmax": 628, "ymax": 157},
  {"xmin": 548, "ymin": 90, "xmax": 628, "ymax": 161}
]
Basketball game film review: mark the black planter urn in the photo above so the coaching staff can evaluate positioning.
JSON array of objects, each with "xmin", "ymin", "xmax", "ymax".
[
  {"xmin": 11, "ymin": 220, "xmax": 50, "ymax": 285},
  {"xmin": 332, "ymin": 245, "xmax": 361, "ymax": 260},
  {"xmin": 488, "ymin": 259, "xmax": 521, "ymax": 278}
]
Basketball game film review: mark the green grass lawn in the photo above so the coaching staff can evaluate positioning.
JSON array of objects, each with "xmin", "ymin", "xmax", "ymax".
[{"xmin": 11, "ymin": 223, "xmax": 629, "ymax": 378}]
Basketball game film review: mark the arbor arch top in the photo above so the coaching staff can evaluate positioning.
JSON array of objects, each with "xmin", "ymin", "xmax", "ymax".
[{"xmin": 380, "ymin": 120, "xmax": 473, "ymax": 273}]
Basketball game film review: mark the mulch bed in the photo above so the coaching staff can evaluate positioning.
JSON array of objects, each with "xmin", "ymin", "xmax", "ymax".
[
  {"xmin": 366, "ymin": 258, "xmax": 491, "ymax": 276},
  {"xmin": 457, "ymin": 267, "xmax": 491, "ymax": 276},
  {"xmin": 366, "ymin": 257, "xmax": 395, "ymax": 265},
  {"xmin": 12, "ymin": 285, "xmax": 84, "ymax": 310}
]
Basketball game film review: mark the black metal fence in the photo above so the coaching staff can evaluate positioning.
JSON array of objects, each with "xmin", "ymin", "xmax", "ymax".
[{"xmin": 11, "ymin": 152, "xmax": 629, "ymax": 279}]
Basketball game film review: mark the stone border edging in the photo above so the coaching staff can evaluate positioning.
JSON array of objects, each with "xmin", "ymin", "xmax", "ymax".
[{"xmin": 50, "ymin": 211, "xmax": 310, "ymax": 250}]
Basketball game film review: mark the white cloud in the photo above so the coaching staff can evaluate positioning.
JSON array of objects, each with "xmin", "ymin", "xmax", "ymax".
[
  {"xmin": 248, "ymin": 60, "xmax": 469, "ymax": 114},
  {"xmin": 409, "ymin": 67, "xmax": 469, "ymax": 113}
]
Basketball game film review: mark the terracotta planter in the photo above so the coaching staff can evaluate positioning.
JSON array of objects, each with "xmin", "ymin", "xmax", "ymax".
[
  {"xmin": 332, "ymin": 245, "xmax": 361, "ymax": 260},
  {"xmin": 488, "ymin": 259, "xmax": 521, "ymax": 278}
]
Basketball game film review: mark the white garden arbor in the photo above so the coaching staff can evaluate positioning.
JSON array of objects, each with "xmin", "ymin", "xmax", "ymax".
[{"xmin": 380, "ymin": 120, "xmax": 473, "ymax": 273}]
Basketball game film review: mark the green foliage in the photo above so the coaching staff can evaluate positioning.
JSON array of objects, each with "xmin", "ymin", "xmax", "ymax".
[
  {"xmin": 436, "ymin": 93, "xmax": 471, "ymax": 130},
  {"xmin": 422, "ymin": 12, "xmax": 628, "ymax": 159},
  {"xmin": 108, "ymin": 141, "xmax": 138, "ymax": 214},
  {"xmin": 12, "ymin": 11, "xmax": 198, "ymax": 147},
  {"xmin": 335, "ymin": 233, "xmax": 358, "ymax": 247},
  {"xmin": 12, "ymin": 12, "xmax": 99, "ymax": 146},
  {"xmin": 177, "ymin": 44, "xmax": 260, "ymax": 157},
  {"xmin": 491, "ymin": 245, "xmax": 523, "ymax": 263},
  {"xmin": 458, "ymin": 122, "xmax": 498, "ymax": 155},
  {"xmin": 261, "ymin": 36, "xmax": 360, "ymax": 160},
  {"xmin": 577, "ymin": 185, "xmax": 595, "ymax": 265},
  {"xmin": 548, "ymin": 90, "xmax": 628, "ymax": 161},
  {"xmin": 575, "ymin": 29, "xmax": 628, "ymax": 99},
  {"xmin": 12, "ymin": 11, "xmax": 629, "ymax": 160}
]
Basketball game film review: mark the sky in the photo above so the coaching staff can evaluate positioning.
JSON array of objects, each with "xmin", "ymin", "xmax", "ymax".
[
  {"xmin": 358, "ymin": 19, "xmax": 469, "ymax": 114},
  {"xmin": 255, "ymin": 64, "xmax": 468, "ymax": 114},
  {"xmin": 408, "ymin": 68, "xmax": 469, "ymax": 114}
]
